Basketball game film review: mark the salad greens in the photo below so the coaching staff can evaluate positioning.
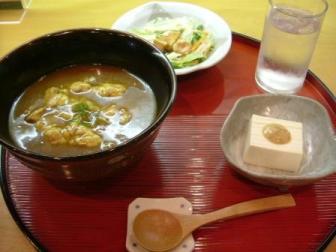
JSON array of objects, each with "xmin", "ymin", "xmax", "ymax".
[{"xmin": 132, "ymin": 17, "xmax": 214, "ymax": 69}]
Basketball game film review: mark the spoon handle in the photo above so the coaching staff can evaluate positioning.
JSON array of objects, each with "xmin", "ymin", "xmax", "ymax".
[{"xmin": 185, "ymin": 194, "xmax": 295, "ymax": 231}]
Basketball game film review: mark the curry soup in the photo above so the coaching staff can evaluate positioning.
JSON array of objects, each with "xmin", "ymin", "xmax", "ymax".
[{"xmin": 9, "ymin": 65, "xmax": 157, "ymax": 157}]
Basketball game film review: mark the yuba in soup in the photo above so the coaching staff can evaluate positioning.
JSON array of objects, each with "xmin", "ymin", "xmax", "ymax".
[{"xmin": 9, "ymin": 65, "xmax": 157, "ymax": 157}]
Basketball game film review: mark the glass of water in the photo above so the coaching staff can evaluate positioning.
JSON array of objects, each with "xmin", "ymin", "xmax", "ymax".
[{"xmin": 255, "ymin": 0, "xmax": 328, "ymax": 94}]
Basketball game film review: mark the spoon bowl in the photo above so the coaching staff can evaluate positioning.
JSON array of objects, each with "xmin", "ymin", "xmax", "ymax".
[
  {"xmin": 133, "ymin": 209, "xmax": 183, "ymax": 251},
  {"xmin": 132, "ymin": 194, "xmax": 296, "ymax": 251}
]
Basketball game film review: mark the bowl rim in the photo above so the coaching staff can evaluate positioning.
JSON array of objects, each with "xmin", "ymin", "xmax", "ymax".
[
  {"xmin": 0, "ymin": 28, "xmax": 177, "ymax": 162},
  {"xmin": 112, "ymin": 1, "xmax": 232, "ymax": 75},
  {"xmin": 220, "ymin": 94, "xmax": 336, "ymax": 182}
]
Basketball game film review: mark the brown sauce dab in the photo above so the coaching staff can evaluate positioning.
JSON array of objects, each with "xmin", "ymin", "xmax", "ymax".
[{"xmin": 262, "ymin": 123, "xmax": 291, "ymax": 144}]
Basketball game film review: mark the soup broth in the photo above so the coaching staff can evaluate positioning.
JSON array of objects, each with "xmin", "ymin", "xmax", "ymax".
[{"xmin": 9, "ymin": 65, "xmax": 157, "ymax": 157}]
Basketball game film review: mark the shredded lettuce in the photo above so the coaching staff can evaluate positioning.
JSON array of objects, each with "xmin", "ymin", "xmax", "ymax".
[
  {"xmin": 169, "ymin": 51, "xmax": 205, "ymax": 69},
  {"xmin": 131, "ymin": 17, "xmax": 214, "ymax": 69}
]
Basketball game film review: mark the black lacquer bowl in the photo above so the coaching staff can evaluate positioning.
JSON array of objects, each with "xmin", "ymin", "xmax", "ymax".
[{"xmin": 0, "ymin": 28, "xmax": 176, "ymax": 181}]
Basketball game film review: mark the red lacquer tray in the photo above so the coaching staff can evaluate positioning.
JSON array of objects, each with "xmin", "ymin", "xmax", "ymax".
[{"xmin": 1, "ymin": 33, "xmax": 336, "ymax": 252}]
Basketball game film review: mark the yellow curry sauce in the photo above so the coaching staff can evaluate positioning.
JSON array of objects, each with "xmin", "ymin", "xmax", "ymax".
[{"xmin": 9, "ymin": 65, "xmax": 157, "ymax": 157}]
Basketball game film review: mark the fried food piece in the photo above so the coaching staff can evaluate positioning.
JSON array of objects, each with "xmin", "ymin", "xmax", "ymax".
[
  {"xmin": 25, "ymin": 107, "xmax": 45, "ymax": 123},
  {"xmin": 64, "ymin": 125, "xmax": 102, "ymax": 148},
  {"xmin": 173, "ymin": 40, "xmax": 192, "ymax": 55},
  {"xmin": 47, "ymin": 94, "xmax": 69, "ymax": 107},
  {"xmin": 70, "ymin": 81, "xmax": 92, "ymax": 93},
  {"xmin": 42, "ymin": 124, "xmax": 102, "ymax": 148},
  {"xmin": 43, "ymin": 127, "xmax": 67, "ymax": 145},
  {"xmin": 154, "ymin": 30, "xmax": 181, "ymax": 52},
  {"xmin": 35, "ymin": 119, "xmax": 50, "ymax": 132},
  {"xmin": 153, "ymin": 39, "xmax": 167, "ymax": 51},
  {"xmin": 119, "ymin": 107, "xmax": 132, "ymax": 125},
  {"xmin": 44, "ymin": 87, "xmax": 69, "ymax": 107},
  {"xmin": 44, "ymin": 87, "xmax": 59, "ymax": 101},
  {"xmin": 96, "ymin": 83, "xmax": 127, "ymax": 97},
  {"xmin": 103, "ymin": 104, "xmax": 132, "ymax": 125},
  {"xmin": 103, "ymin": 104, "xmax": 119, "ymax": 116},
  {"xmin": 56, "ymin": 111, "xmax": 73, "ymax": 121}
]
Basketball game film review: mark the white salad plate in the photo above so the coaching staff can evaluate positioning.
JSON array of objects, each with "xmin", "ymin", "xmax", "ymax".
[{"xmin": 112, "ymin": 1, "xmax": 232, "ymax": 75}]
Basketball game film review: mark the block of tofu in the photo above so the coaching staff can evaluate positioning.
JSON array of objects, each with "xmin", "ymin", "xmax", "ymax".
[{"xmin": 243, "ymin": 114, "xmax": 303, "ymax": 173}]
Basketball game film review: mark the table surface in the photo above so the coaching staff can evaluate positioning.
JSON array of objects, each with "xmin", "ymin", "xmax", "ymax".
[{"xmin": 0, "ymin": 1, "xmax": 335, "ymax": 252}]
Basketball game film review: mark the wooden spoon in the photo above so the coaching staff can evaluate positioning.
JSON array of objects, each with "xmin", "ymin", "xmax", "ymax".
[{"xmin": 133, "ymin": 194, "xmax": 295, "ymax": 252}]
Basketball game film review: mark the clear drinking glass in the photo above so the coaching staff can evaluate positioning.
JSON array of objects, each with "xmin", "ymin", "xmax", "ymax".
[
  {"xmin": 0, "ymin": 0, "xmax": 31, "ymax": 24},
  {"xmin": 255, "ymin": 0, "xmax": 328, "ymax": 94}
]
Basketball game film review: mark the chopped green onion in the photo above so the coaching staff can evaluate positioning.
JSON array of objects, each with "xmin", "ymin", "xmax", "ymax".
[
  {"xmin": 72, "ymin": 102, "xmax": 90, "ymax": 113},
  {"xmin": 191, "ymin": 32, "xmax": 202, "ymax": 44}
]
